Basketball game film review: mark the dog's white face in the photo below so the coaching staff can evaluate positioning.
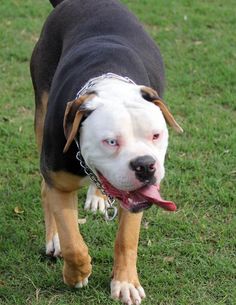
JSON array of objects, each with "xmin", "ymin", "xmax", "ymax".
[
  {"xmin": 64, "ymin": 79, "xmax": 182, "ymax": 212},
  {"xmin": 81, "ymin": 101, "xmax": 168, "ymax": 191},
  {"xmin": 80, "ymin": 80, "xmax": 168, "ymax": 191}
]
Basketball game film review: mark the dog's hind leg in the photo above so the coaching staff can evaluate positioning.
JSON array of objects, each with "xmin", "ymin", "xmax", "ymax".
[
  {"xmin": 41, "ymin": 179, "xmax": 61, "ymax": 257},
  {"xmin": 111, "ymin": 208, "xmax": 146, "ymax": 304},
  {"xmin": 31, "ymin": 90, "xmax": 60, "ymax": 257},
  {"xmin": 34, "ymin": 91, "xmax": 48, "ymax": 152}
]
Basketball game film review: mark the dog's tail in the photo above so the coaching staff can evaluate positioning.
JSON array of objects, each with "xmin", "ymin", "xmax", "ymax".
[{"xmin": 49, "ymin": 0, "xmax": 64, "ymax": 7}]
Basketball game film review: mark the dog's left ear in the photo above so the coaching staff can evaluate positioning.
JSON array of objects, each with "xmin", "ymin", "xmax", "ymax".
[
  {"xmin": 140, "ymin": 86, "xmax": 183, "ymax": 133},
  {"xmin": 63, "ymin": 94, "xmax": 96, "ymax": 153}
]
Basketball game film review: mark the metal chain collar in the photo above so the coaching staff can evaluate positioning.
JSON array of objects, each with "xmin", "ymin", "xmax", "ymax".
[
  {"xmin": 74, "ymin": 73, "xmax": 135, "ymax": 221},
  {"xmin": 74, "ymin": 138, "xmax": 117, "ymax": 221},
  {"xmin": 76, "ymin": 72, "xmax": 135, "ymax": 98}
]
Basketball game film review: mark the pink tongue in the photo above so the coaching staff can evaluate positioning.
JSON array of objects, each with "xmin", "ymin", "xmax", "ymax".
[{"xmin": 138, "ymin": 185, "xmax": 177, "ymax": 211}]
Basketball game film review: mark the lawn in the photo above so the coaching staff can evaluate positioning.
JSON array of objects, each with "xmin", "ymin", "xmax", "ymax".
[{"xmin": 0, "ymin": 0, "xmax": 235, "ymax": 304}]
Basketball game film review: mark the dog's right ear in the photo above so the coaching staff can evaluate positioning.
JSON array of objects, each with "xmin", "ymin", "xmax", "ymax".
[{"xmin": 63, "ymin": 94, "xmax": 96, "ymax": 153}]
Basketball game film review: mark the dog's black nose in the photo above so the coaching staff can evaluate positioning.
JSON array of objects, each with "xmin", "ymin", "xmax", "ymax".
[{"xmin": 130, "ymin": 155, "xmax": 156, "ymax": 183}]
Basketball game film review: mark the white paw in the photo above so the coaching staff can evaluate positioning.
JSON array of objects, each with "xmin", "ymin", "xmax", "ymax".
[
  {"xmin": 46, "ymin": 233, "xmax": 61, "ymax": 257},
  {"xmin": 111, "ymin": 280, "xmax": 146, "ymax": 305},
  {"xmin": 75, "ymin": 276, "xmax": 89, "ymax": 288},
  {"xmin": 84, "ymin": 184, "xmax": 108, "ymax": 213}
]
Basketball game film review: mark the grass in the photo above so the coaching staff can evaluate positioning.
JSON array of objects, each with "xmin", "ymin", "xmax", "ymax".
[{"xmin": 0, "ymin": 0, "xmax": 235, "ymax": 304}]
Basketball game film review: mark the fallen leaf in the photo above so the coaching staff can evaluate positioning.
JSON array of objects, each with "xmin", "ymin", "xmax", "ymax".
[{"xmin": 14, "ymin": 206, "xmax": 24, "ymax": 214}]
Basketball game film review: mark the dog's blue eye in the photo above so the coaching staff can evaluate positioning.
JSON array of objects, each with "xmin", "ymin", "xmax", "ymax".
[{"xmin": 104, "ymin": 139, "xmax": 118, "ymax": 146}]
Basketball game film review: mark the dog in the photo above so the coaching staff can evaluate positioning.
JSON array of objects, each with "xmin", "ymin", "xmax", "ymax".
[{"xmin": 30, "ymin": 0, "xmax": 183, "ymax": 304}]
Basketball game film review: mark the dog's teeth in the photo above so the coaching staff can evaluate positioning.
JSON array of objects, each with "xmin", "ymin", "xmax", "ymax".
[
  {"xmin": 136, "ymin": 201, "xmax": 146, "ymax": 205},
  {"xmin": 128, "ymin": 198, "xmax": 133, "ymax": 204}
]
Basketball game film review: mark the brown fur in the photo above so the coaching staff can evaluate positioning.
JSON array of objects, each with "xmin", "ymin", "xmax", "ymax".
[
  {"xmin": 113, "ymin": 208, "xmax": 143, "ymax": 286},
  {"xmin": 35, "ymin": 91, "xmax": 48, "ymax": 151},
  {"xmin": 63, "ymin": 94, "xmax": 96, "ymax": 153},
  {"xmin": 44, "ymin": 183, "xmax": 92, "ymax": 286}
]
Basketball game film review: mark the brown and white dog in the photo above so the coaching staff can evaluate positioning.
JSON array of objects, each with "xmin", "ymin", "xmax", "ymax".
[{"xmin": 30, "ymin": 0, "xmax": 182, "ymax": 304}]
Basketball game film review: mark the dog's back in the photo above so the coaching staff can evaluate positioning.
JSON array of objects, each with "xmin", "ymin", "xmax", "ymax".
[{"xmin": 31, "ymin": 0, "xmax": 164, "ymax": 101}]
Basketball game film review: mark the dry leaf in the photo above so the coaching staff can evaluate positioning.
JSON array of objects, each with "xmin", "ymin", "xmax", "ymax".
[{"xmin": 14, "ymin": 206, "xmax": 24, "ymax": 214}]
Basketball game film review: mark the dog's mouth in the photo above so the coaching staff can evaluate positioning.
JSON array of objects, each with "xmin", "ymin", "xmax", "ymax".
[{"xmin": 98, "ymin": 174, "xmax": 177, "ymax": 213}]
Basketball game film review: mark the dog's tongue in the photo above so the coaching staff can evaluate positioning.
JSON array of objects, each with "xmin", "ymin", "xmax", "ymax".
[{"xmin": 137, "ymin": 185, "xmax": 177, "ymax": 211}]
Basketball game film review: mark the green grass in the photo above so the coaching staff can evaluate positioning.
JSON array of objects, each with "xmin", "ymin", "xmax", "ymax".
[{"xmin": 0, "ymin": 0, "xmax": 235, "ymax": 304}]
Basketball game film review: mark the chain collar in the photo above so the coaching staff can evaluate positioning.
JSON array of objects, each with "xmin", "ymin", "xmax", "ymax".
[
  {"xmin": 76, "ymin": 72, "xmax": 135, "ymax": 98},
  {"xmin": 74, "ymin": 138, "xmax": 117, "ymax": 221},
  {"xmin": 74, "ymin": 73, "xmax": 135, "ymax": 221}
]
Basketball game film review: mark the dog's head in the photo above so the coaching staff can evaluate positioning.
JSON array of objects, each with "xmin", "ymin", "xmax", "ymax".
[{"xmin": 63, "ymin": 80, "xmax": 182, "ymax": 212}]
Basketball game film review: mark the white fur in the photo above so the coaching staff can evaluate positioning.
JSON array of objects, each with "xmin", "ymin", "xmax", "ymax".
[
  {"xmin": 84, "ymin": 183, "xmax": 109, "ymax": 213},
  {"xmin": 46, "ymin": 233, "xmax": 61, "ymax": 257},
  {"xmin": 80, "ymin": 79, "xmax": 168, "ymax": 193},
  {"xmin": 111, "ymin": 280, "xmax": 146, "ymax": 304}
]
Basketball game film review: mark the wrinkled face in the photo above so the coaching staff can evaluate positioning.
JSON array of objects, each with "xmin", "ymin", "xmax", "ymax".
[{"xmin": 79, "ymin": 87, "xmax": 168, "ymax": 192}]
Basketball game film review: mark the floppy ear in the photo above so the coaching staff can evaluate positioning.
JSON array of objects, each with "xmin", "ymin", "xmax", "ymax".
[
  {"xmin": 63, "ymin": 94, "xmax": 95, "ymax": 153},
  {"xmin": 140, "ymin": 86, "xmax": 183, "ymax": 133}
]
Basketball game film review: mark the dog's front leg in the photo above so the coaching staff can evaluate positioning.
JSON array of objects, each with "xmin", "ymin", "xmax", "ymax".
[
  {"xmin": 48, "ymin": 186, "xmax": 92, "ymax": 288},
  {"xmin": 84, "ymin": 183, "xmax": 109, "ymax": 213},
  {"xmin": 111, "ymin": 208, "xmax": 146, "ymax": 305}
]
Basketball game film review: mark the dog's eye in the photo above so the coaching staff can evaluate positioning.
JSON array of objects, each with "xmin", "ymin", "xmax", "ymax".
[
  {"xmin": 153, "ymin": 134, "xmax": 160, "ymax": 140},
  {"xmin": 103, "ymin": 139, "xmax": 119, "ymax": 147}
]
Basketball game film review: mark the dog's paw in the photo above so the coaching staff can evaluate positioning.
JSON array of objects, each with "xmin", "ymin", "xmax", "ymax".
[
  {"xmin": 75, "ymin": 276, "xmax": 89, "ymax": 288},
  {"xmin": 111, "ymin": 280, "xmax": 146, "ymax": 305},
  {"xmin": 46, "ymin": 233, "xmax": 61, "ymax": 257},
  {"xmin": 63, "ymin": 259, "xmax": 92, "ymax": 288},
  {"xmin": 84, "ymin": 184, "xmax": 108, "ymax": 213}
]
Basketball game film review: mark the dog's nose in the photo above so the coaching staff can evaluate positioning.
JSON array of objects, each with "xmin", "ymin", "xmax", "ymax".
[{"xmin": 130, "ymin": 155, "xmax": 156, "ymax": 183}]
